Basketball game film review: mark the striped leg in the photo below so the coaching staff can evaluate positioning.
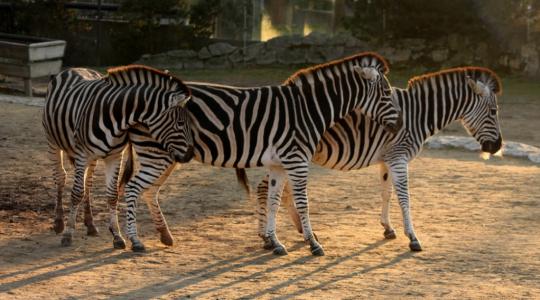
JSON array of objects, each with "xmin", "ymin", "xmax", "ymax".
[
  {"xmin": 82, "ymin": 160, "xmax": 99, "ymax": 236},
  {"xmin": 284, "ymin": 163, "xmax": 324, "ymax": 256},
  {"xmin": 140, "ymin": 162, "xmax": 176, "ymax": 246},
  {"xmin": 388, "ymin": 160, "xmax": 422, "ymax": 251},
  {"xmin": 103, "ymin": 154, "xmax": 127, "ymax": 249},
  {"xmin": 380, "ymin": 163, "xmax": 396, "ymax": 239},
  {"xmin": 61, "ymin": 158, "xmax": 89, "ymax": 247},
  {"xmin": 263, "ymin": 168, "xmax": 287, "ymax": 255},
  {"xmin": 48, "ymin": 146, "xmax": 66, "ymax": 234},
  {"xmin": 124, "ymin": 159, "xmax": 174, "ymax": 252},
  {"xmin": 256, "ymin": 175, "xmax": 269, "ymax": 240}
]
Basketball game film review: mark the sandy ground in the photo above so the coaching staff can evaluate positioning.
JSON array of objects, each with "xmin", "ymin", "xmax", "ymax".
[{"xmin": 0, "ymin": 100, "xmax": 539, "ymax": 299}]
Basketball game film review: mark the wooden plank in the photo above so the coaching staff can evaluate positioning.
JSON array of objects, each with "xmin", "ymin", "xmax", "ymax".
[
  {"xmin": 0, "ymin": 60, "xmax": 62, "ymax": 78},
  {"xmin": 0, "ymin": 42, "xmax": 28, "ymax": 60},
  {"xmin": 0, "ymin": 63, "xmax": 29, "ymax": 77}
]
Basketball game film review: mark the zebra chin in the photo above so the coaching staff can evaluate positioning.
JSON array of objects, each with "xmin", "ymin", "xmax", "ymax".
[
  {"xmin": 170, "ymin": 146, "xmax": 194, "ymax": 163},
  {"xmin": 481, "ymin": 136, "xmax": 502, "ymax": 154}
]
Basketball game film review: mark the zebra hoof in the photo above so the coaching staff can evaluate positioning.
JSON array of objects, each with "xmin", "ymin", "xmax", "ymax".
[
  {"xmin": 131, "ymin": 242, "xmax": 146, "ymax": 252},
  {"xmin": 272, "ymin": 245, "xmax": 288, "ymax": 256},
  {"xmin": 86, "ymin": 225, "xmax": 99, "ymax": 236},
  {"xmin": 409, "ymin": 240, "xmax": 423, "ymax": 252},
  {"xmin": 160, "ymin": 233, "xmax": 174, "ymax": 246},
  {"xmin": 113, "ymin": 237, "xmax": 126, "ymax": 249},
  {"xmin": 53, "ymin": 219, "xmax": 64, "ymax": 234},
  {"xmin": 61, "ymin": 236, "xmax": 72, "ymax": 247},
  {"xmin": 383, "ymin": 229, "xmax": 397, "ymax": 239},
  {"xmin": 262, "ymin": 238, "xmax": 275, "ymax": 250},
  {"xmin": 310, "ymin": 245, "xmax": 325, "ymax": 256}
]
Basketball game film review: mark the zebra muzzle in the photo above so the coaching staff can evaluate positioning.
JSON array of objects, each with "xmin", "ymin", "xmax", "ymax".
[{"xmin": 171, "ymin": 146, "xmax": 194, "ymax": 163}]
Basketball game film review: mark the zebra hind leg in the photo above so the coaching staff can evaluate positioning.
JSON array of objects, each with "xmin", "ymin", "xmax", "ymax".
[
  {"xmin": 104, "ymin": 154, "xmax": 126, "ymax": 249},
  {"xmin": 61, "ymin": 158, "xmax": 88, "ymax": 247},
  {"xmin": 379, "ymin": 163, "xmax": 396, "ymax": 240},
  {"xmin": 256, "ymin": 175, "xmax": 269, "ymax": 245},
  {"xmin": 49, "ymin": 147, "xmax": 66, "ymax": 234},
  {"xmin": 83, "ymin": 160, "xmax": 99, "ymax": 236}
]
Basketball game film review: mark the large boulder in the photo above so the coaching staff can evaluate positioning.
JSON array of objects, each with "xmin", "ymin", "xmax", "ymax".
[
  {"xmin": 320, "ymin": 46, "xmax": 344, "ymax": 61},
  {"xmin": 266, "ymin": 34, "xmax": 302, "ymax": 49},
  {"xmin": 256, "ymin": 50, "xmax": 277, "ymax": 65},
  {"xmin": 198, "ymin": 47, "xmax": 212, "ymax": 59},
  {"xmin": 167, "ymin": 49, "xmax": 197, "ymax": 59},
  {"xmin": 277, "ymin": 48, "xmax": 306, "ymax": 65},
  {"xmin": 183, "ymin": 60, "xmax": 204, "ymax": 70},
  {"xmin": 204, "ymin": 56, "xmax": 231, "ymax": 69},
  {"xmin": 244, "ymin": 43, "xmax": 264, "ymax": 62},
  {"xmin": 208, "ymin": 42, "xmax": 237, "ymax": 56},
  {"xmin": 302, "ymin": 32, "xmax": 329, "ymax": 46}
]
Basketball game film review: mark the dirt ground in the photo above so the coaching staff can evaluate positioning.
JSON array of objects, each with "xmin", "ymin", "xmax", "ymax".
[{"xmin": 0, "ymin": 97, "xmax": 539, "ymax": 299}]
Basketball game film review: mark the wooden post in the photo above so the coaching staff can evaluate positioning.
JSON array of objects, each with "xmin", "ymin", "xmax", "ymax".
[{"xmin": 23, "ymin": 78, "xmax": 32, "ymax": 97}]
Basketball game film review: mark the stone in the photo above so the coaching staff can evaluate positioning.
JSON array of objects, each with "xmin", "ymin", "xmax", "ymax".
[
  {"xmin": 319, "ymin": 46, "xmax": 344, "ymax": 61},
  {"xmin": 509, "ymin": 57, "xmax": 522, "ymax": 70},
  {"xmin": 474, "ymin": 42, "xmax": 488, "ymax": 60},
  {"xmin": 204, "ymin": 56, "xmax": 231, "ymax": 69},
  {"xmin": 244, "ymin": 43, "xmax": 264, "ymax": 62},
  {"xmin": 256, "ymin": 50, "xmax": 276, "ymax": 65},
  {"xmin": 303, "ymin": 31, "xmax": 329, "ymax": 46},
  {"xmin": 208, "ymin": 42, "xmax": 237, "ymax": 56},
  {"xmin": 276, "ymin": 48, "xmax": 306, "ymax": 65},
  {"xmin": 431, "ymin": 49, "xmax": 449, "ymax": 62},
  {"xmin": 266, "ymin": 34, "xmax": 302, "ymax": 49},
  {"xmin": 390, "ymin": 48, "xmax": 411, "ymax": 63},
  {"xmin": 524, "ymin": 54, "xmax": 539, "ymax": 77},
  {"xmin": 400, "ymin": 38, "xmax": 427, "ymax": 52},
  {"xmin": 167, "ymin": 49, "xmax": 197, "ymax": 59},
  {"xmin": 521, "ymin": 43, "xmax": 538, "ymax": 58},
  {"xmin": 183, "ymin": 60, "xmax": 204, "ymax": 70},
  {"xmin": 447, "ymin": 34, "xmax": 462, "ymax": 51},
  {"xmin": 198, "ymin": 47, "xmax": 212, "ymax": 59},
  {"xmin": 306, "ymin": 47, "xmax": 325, "ymax": 64},
  {"xmin": 228, "ymin": 49, "xmax": 245, "ymax": 65}
]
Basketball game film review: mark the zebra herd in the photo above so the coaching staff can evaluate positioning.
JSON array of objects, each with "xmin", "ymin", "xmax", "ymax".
[{"xmin": 42, "ymin": 52, "xmax": 503, "ymax": 256}]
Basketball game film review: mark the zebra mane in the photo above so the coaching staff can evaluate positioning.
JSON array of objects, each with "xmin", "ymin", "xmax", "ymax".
[
  {"xmin": 407, "ymin": 67, "xmax": 502, "ymax": 95},
  {"xmin": 105, "ymin": 64, "xmax": 189, "ymax": 92},
  {"xmin": 284, "ymin": 52, "xmax": 389, "ymax": 85}
]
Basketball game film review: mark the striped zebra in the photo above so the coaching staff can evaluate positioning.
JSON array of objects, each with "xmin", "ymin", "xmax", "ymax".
[
  {"xmin": 100, "ymin": 52, "xmax": 403, "ymax": 253},
  {"xmin": 251, "ymin": 67, "xmax": 503, "ymax": 253},
  {"xmin": 42, "ymin": 65, "xmax": 194, "ymax": 247}
]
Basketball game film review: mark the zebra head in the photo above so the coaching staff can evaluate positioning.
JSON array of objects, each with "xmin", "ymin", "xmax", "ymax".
[
  {"xmin": 461, "ymin": 71, "xmax": 503, "ymax": 155},
  {"xmin": 148, "ymin": 90, "xmax": 195, "ymax": 163},
  {"xmin": 353, "ymin": 56, "xmax": 403, "ymax": 134}
]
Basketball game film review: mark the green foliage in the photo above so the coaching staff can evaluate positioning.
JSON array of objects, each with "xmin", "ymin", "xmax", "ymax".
[{"xmin": 189, "ymin": 0, "xmax": 221, "ymax": 38}]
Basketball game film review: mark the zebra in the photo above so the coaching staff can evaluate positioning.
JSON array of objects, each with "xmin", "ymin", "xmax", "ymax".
[
  {"xmin": 250, "ymin": 67, "xmax": 503, "ymax": 253},
  {"xmin": 90, "ymin": 52, "xmax": 403, "ymax": 253},
  {"xmin": 42, "ymin": 65, "xmax": 194, "ymax": 248}
]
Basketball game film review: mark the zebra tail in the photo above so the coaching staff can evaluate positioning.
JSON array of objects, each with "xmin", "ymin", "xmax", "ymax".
[
  {"xmin": 120, "ymin": 144, "xmax": 134, "ymax": 192},
  {"xmin": 235, "ymin": 168, "xmax": 251, "ymax": 200}
]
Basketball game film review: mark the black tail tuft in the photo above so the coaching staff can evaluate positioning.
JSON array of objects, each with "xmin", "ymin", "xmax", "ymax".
[{"xmin": 235, "ymin": 168, "xmax": 251, "ymax": 199}]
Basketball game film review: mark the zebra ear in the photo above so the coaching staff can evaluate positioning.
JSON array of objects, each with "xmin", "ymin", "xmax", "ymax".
[
  {"xmin": 467, "ymin": 77, "xmax": 490, "ymax": 97},
  {"xmin": 172, "ymin": 94, "xmax": 191, "ymax": 108},
  {"xmin": 354, "ymin": 66, "xmax": 379, "ymax": 81}
]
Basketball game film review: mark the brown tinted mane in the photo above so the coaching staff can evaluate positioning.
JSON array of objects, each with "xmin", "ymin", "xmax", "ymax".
[
  {"xmin": 407, "ymin": 66, "xmax": 502, "ymax": 95},
  {"xmin": 283, "ymin": 52, "xmax": 389, "ymax": 85},
  {"xmin": 106, "ymin": 64, "xmax": 189, "ymax": 94}
]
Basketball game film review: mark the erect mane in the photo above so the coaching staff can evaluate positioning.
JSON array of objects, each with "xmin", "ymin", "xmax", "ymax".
[
  {"xmin": 407, "ymin": 67, "xmax": 502, "ymax": 95},
  {"xmin": 284, "ymin": 51, "xmax": 389, "ymax": 85},
  {"xmin": 105, "ymin": 64, "xmax": 189, "ymax": 93}
]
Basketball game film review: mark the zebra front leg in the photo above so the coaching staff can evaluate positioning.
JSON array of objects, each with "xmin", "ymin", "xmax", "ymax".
[
  {"xmin": 285, "ymin": 163, "xmax": 324, "ymax": 256},
  {"xmin": 380, "ymin": 163, "xmax": 396, "ymax": 239},
  {"xmin": 141, "ymin": 162, "xmax": 176, "ymax": 246},
  {"xmin": 49, "ymin": 147, "xmax": 66, "ymax": 234},
  {"xmin": 104, "ymin": 154, "xmax": 127, "ymax": 249},
  {"xmin": 61, "ymin": 158, "xmax": 88, "ymax": 247},
  {"xmin": 124, "ymin": 159, "xmax": 174, "ymax": 252},
  {"xmin": 83, "ymin": 160, "xmax": 99, "ymax": 236},
  {"xmin": 264, "ymin": 168, "xmax": 287, "ymax": 255},
  {"xmin": 389, "ymin": 160, "xmax": 422, "ymax": 251}
]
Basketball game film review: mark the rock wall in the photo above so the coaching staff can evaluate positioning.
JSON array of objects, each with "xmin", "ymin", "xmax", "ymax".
[{"xmin": 136, "ymin": 32, "xmax": 540, "ymax": 78}]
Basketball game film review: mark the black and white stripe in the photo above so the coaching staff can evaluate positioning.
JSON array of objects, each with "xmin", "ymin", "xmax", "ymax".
[
  {"xmin": 256, "ymin": 67, "xmax": 503, "ymax": 252},
  {"xmin": 42, "ymin": 65, "xmax": 193, "ymax": 248},
  {"xmin": 111, "ymin": 52, "xmax": 402, "ymax": 253}
]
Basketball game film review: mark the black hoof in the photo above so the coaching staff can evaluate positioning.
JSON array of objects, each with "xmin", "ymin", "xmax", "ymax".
[
  {"xmin": 131, "ymin": 242, "xmax": 146, "ymax": 252},
  {"xmin": 86, "ymin": 225, "xmax": 99, "ymax": 236},
  {"xmin": 272, "ymin": 245, "xmax": 288, "ymax": 256},
  {"xmin": 383, "ymin": 229, "xmax": 397, "ymax": 239},
  {"xmin": 310, "ymin": 245, "xmax": 325, "ymax": 256},
  {"xmin": 262, "ymin": 238, "xmax": 275, "ymax": 250},
  {"xmin": 61, "ymin": 236, "xmax": 72, "ymax": 247},
  {"xmin": 159, "ymin": 232, "xmax": 174, "ymax": 246},
  {"xmin": 409, "ymin": 240, "xmax": 422, "ymax": 251},
  {"xmin": 113, "ymin": 237, "xmax": 126, "ymax": 249},
  {"xmin": 54, "ymin": 219, "xmax": 64, "ymax": 234}
]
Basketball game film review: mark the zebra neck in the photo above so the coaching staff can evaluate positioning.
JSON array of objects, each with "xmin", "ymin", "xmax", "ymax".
[{"xmin": 405, "ymin": 83, "xmax": 468, "ymax": 140}]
